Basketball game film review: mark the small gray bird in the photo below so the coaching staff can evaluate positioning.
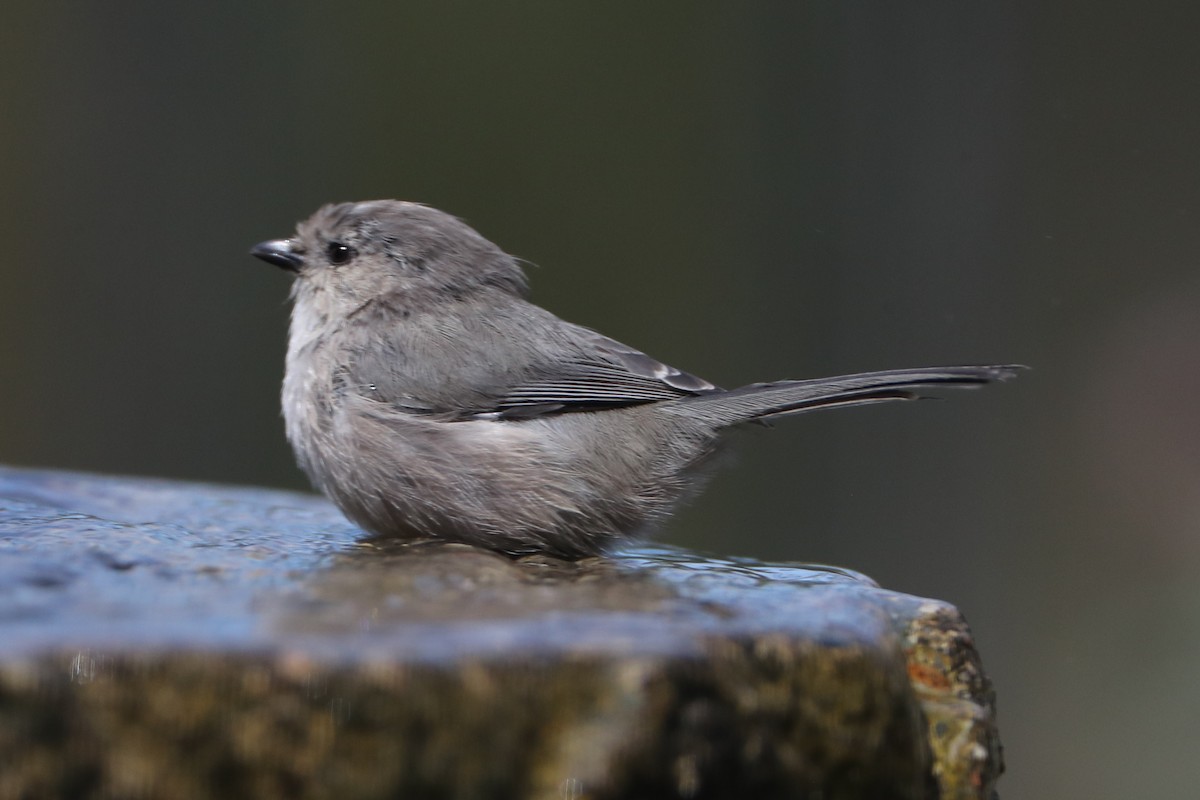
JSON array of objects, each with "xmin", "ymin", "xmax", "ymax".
[{"xmin": 252, "ymin": 201, "xmax": 1021, "ymax": 558}]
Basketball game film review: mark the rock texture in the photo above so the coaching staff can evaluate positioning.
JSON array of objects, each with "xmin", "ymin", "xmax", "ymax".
[{"xmin": 0, "ymin": 465, "xmax": 1002, "ymax": 799}]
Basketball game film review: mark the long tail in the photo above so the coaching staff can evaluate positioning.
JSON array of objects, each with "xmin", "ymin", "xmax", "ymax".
[{"xmin": 674, "ymin": 365, "xmax": 1025, "ymax": 427}]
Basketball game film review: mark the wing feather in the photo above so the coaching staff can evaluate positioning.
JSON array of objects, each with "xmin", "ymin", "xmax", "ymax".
[{"xmin": 479, "ymin": 331, "xmax": 719, "ymax": 419}]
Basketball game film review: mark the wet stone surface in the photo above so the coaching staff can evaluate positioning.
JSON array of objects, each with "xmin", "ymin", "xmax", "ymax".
[{"xmin": 0, "ymin": 465, "xmax": 1002, "ymax": 799}]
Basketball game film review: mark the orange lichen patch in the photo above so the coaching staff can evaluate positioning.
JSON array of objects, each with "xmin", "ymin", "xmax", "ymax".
[{"xmin": 907, "ymin": 661, "xmax": 951, "ymax": 690}]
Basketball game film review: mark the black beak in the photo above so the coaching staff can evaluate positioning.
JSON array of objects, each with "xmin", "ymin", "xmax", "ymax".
[{"xmin": 250, "ymin": 239, "xmax": 304, "ymax": 272}]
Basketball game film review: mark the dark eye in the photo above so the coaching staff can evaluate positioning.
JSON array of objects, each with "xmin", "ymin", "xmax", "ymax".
[{"xmin": 326, "ymin": 241, "xmax": 355, "ymax": 265}]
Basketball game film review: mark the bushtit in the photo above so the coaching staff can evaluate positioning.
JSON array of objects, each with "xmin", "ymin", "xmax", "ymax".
[{"xmin": 252, "ymin": 200, "xmax": 1021, "ymax": 558}]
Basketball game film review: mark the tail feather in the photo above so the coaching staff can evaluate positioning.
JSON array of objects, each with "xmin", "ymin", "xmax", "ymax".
[{"xmin": 675, "ymin": 365, "xmax": 1025, "ymax": 427}]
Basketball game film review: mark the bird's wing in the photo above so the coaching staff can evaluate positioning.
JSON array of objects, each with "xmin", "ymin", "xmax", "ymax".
[
  {"xmin": 474, "ymin": 329, "xmax": 720, "ymax": 420},
  {"xmin": 346, "ymin": 296, "xmax": 720, "ymax": 421}
]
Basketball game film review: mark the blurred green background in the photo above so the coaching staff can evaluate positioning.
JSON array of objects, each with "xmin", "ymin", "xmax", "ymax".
[{"xmin": 3, "ymin": 3, "xmax": 1198, "ymax": 797}]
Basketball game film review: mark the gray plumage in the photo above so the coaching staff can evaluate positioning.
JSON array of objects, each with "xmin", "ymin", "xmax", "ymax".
[{"xmin": 252, "ymin": 200, "xmax": 1023, "ymax": 558}]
